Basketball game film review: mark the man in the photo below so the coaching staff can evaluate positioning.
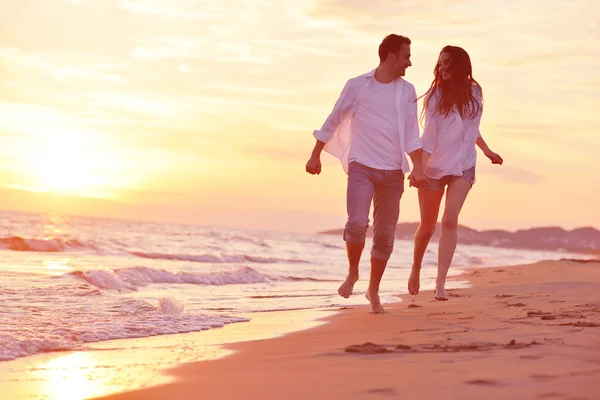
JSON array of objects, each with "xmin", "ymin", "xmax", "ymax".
[{"xmin": 305, "ymin": 34, "xmax": 427, "ymax": 313}]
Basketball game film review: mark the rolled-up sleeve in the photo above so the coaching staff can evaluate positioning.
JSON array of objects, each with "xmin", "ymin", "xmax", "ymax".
[
  {"xmin": 313, "ymin": 79, "xmax": 355, "ymax": 143},
  {"xmin": 421, "ymin": 93, "xmax": 439, "ymax": 154},
  {"xmin": 404, "ymin": 84, "xmax": 422, "ymax": 154}
]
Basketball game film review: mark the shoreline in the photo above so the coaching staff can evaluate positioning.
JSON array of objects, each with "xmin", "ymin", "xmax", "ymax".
[
  {"xmin": 96, "ymin": 258, "xmax": 600, "ymax": 400},
  {"xmin": 1, "ymin": 308, "xmax": 340, "ymax": 400}
]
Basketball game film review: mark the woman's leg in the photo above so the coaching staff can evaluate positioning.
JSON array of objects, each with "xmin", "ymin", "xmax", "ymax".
[
  {"xmin": 409, "ymin": 187, "xmax": 444, "ymax": 295},
  {"xmin": 436, "ymin": 178, "xmax": 472, "ymax": 300}
]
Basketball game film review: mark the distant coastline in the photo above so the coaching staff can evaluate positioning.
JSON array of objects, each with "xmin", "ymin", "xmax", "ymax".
[{"xmin": 319, "ymin": 223, "xmax": 600, "ymax": 255}]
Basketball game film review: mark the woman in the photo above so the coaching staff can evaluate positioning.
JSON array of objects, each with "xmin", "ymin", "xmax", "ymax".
[{"xmin": 408, "ymin": 46, "xmax": 503, "ymax": 300}]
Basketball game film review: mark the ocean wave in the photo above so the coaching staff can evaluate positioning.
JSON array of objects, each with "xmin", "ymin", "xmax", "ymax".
[
  {"xmin": 275, "ymin": 276, "xmax": 338, "ymax": 283},
  {"xmin": 129, "ymin": 251, "xmax": 308, "ymax": 264},
  {"xmin": 250, "ymin": 293, "xmax": 331, "ymax": 299},
  {"xmin": 71, "ymin": 266, "xmax": 268, "ymax": 291},
  {"xmin": 0, "ymin": 297, "xmax": 248, "ymax": 361},
  {"xmin": 229, "ymin": 235, "xmax": 270, "ymax": 248},
  {"xmin": 0, "ymin": 236, "xmax": 92, "ymax": 253}
]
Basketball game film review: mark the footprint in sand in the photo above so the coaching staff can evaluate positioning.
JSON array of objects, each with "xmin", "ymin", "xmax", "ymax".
[
  {"xmin": 345, "ymin": 343, "xmax": 392, "ymax": 354},
  {"xmin": 569, "ymin": 369, "xmax": 600, "ymax": 377},
  {"xmin": 558, "ymin": 322, "xmax": 600, "ymax": 327},
  {"xmin": 440, "ymin": 329, "xmax": 470, "ymax": 334},
  {"xmin": 505, "ymin": 339, "xmax": 540, "ymax": 349},
  {"xmin": 426, "ymin": 311, "xmax": 463, "ymax": 316},
  {"xmin": 527, "ymin": 311, "xmax": 551, "ymax": 317},
  {"xmin": 466, "ymin": 379, "xmax": 498, "ymax": 386},
  {"xmin": 531, "ymin": 374, "xmax": 560, "ymax": 381},
  {"xmin": 521, "ymin": 354, "xmax": 544, "ymax": 360},
  {"xmin": 407, "ymin": 303, "xmax": 422, "ymax": 308},
  {"xmin": 537, "ymin": 392, "xmax": 566, "ymax": 399},
  {"xmin": 507, "ymin": 303, "xmax": 527, "ymax": 307},
  {"xmin": 495, "ymin": 294, "xmax": 515, "ymax": 299},
  {"xmin": 574, "ymin": 303, "xmax": 600, "ymax": 308},
  {"xmin": 346, "ymin": 340, "xmax": 540, "ymax": 356},
  {"xmin": 366, "ymin": 388, "xmax": 398, "ymax": 397}
]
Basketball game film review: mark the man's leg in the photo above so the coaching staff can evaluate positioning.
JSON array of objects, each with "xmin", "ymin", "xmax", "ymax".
[
  {"xmin": 367, "ymin": 169, "xmax": 404, "ymax": 313},
  {"xmin": 409, "ymin": 187, "xmax": 444, "ymax": 295},
  {"xmin": 436, "ymin": 178, "xmax": 471, "ymax": 300},
  {"xmin": 338, "ymin": 163, "xmax": 375, "ymax": 298}
]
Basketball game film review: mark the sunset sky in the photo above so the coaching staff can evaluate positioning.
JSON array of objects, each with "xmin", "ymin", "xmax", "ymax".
[{"xmin": 0, "ymin": 0, "xmax": 598, "ymax": 232}]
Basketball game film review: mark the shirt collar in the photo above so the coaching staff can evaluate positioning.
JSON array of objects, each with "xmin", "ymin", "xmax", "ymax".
[{"xmin": 364, "ymin": 69, "xmax": 404, "ymax": 83}]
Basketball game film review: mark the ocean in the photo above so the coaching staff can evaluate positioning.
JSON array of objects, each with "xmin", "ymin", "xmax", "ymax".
[{"xmin": 0, "ymin": 210, "xmax": 589, "ymax": 365}]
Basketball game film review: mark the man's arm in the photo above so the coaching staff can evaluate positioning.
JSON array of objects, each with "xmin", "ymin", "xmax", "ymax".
[
  {"xmin": 313, "ymin": 79, "xmax": 355, "ymax": 143},
  {"xmin": 306, "ymin": 79, "xmax": 355, "ymax": 175},
  {"xmin": 306, "ymin": 140, "xmax": 326, "ymax": 175}
]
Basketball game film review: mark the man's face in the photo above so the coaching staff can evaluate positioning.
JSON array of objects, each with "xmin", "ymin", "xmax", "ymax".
[
  {"xmin": 390, "ymin": 44, "xmax": 412, "ymax": 77},
  {"xmin": 437, "ymin": 52, "xmax": 452, "ymax": 80}
]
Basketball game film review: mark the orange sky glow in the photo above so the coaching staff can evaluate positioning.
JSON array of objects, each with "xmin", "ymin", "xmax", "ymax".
[{"xmin": 0, "ymin": 0, "xmax": 598, "ymax": 232}]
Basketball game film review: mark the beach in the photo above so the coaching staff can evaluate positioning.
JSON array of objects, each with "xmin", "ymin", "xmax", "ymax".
[
  {"xmin": 1, "ymin": 212, "xmax": 598, "ymax": 399},
  {"xmin": 93, "ymin": 258, "xmax": 600, "ymax": 400}
]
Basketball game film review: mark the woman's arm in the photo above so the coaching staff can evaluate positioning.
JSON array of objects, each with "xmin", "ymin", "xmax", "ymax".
[{"xmin": 476, "ymin": 133, "xmax": 503, "ymax": 165}]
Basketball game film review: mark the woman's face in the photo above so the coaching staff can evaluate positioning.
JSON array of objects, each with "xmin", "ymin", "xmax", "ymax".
[{"xmin": 438, "ymin": 52, "xmax": 452, "ymax": 81}]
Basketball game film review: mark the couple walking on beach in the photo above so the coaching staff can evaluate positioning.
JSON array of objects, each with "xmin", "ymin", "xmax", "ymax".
[{"xmin": 306, "ymin": 34, "xmax": 503, "ymax": 313}]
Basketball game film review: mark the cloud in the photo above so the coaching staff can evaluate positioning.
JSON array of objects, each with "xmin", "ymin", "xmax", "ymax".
[
  {"xmin": 1, "ymin": 49, "xmax": 130, "ymax": 89},
  {"xmin": 478, "ymin": 164, "xmax": 542, "ymax": 185},
  {"xmin": 132, "ymin": 36, "xmax": 208, "ymax": 59},
  {"xmin": 309, "ymin": 0, "xmax": 484, "ymax": 30},
  {"xmin": 493, "ymin": 123, "xmax": 595, "ymax": 140},
  {"xmin": 117, "ymin": 0, "xmax": 224, "ymax": 20},
  {"xmin": 497, "ymin": 48, "xmax": 600, "ymax": 69}
]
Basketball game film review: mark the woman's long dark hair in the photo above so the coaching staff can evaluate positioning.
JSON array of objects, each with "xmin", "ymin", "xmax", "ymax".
[{"xmin": 420, "ymin": 46, "xmax": 483, "ymax": 123}]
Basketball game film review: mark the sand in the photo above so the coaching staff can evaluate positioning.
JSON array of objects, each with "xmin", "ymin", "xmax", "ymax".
[{"xmin": 94, "ymin": 259, "xmax": 600, "ymax": 400}]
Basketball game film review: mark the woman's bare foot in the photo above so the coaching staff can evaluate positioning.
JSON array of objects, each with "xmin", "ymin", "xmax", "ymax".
[
  {"xmin": 366, "ymin": 290, "xmax": 385, "ymax": 313},
  {"xmin": 434, "ymin": 284, "xmax": 448, "ymax": 301},
  {"xmin": 337, "ymin": 274, "xmax": 358, "ymax": 298},
  {"xmin": 408, "ymin": 266, "xmax": 421, "ymax": 295}
]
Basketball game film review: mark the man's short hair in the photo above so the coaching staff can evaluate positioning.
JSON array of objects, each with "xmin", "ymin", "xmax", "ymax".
[{"xmin": 378, "ymin": 34, "xmax": 411, "ymax": 62}]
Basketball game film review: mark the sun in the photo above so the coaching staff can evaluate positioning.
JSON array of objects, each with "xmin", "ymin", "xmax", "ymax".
[
  {"xmin": 2, "ymin": 105, "xmax": 144, "ymax": 200},
  {"xmin": 25, "ymin": 128, "xmax": 115, "ymax": 198},
  {"xmin": 37, "ymin": 147, "xmax": 93, "ymax": 194}
]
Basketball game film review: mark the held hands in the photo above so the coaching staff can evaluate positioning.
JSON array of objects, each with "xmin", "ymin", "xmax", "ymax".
[
  {"xmin": 408, "ymin": 169, "xmax": 429, "ymax": 188},
  {"xmin": 484, "ymin": 149, "xmax": 504, "ymax": 165},
  {"xmin": 305, "ymin": 156, "xmax": 322, "ymax": 175}
]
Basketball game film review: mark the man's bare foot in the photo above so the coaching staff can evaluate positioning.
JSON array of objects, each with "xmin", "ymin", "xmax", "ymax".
[
  {"xmin": 338, "ymin": 274, "xmax": 359, "ymax": 298},
  {"xmin": 408, "ymin": 266, "xmax": 421, "ymax": 295},
  {"xmin": 366, "ymin": 290, "xmax": 385, "ymax": 313},
  {"xmin": 434, "ymin": 285, "xmax": 448, "ymax": 301}
]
